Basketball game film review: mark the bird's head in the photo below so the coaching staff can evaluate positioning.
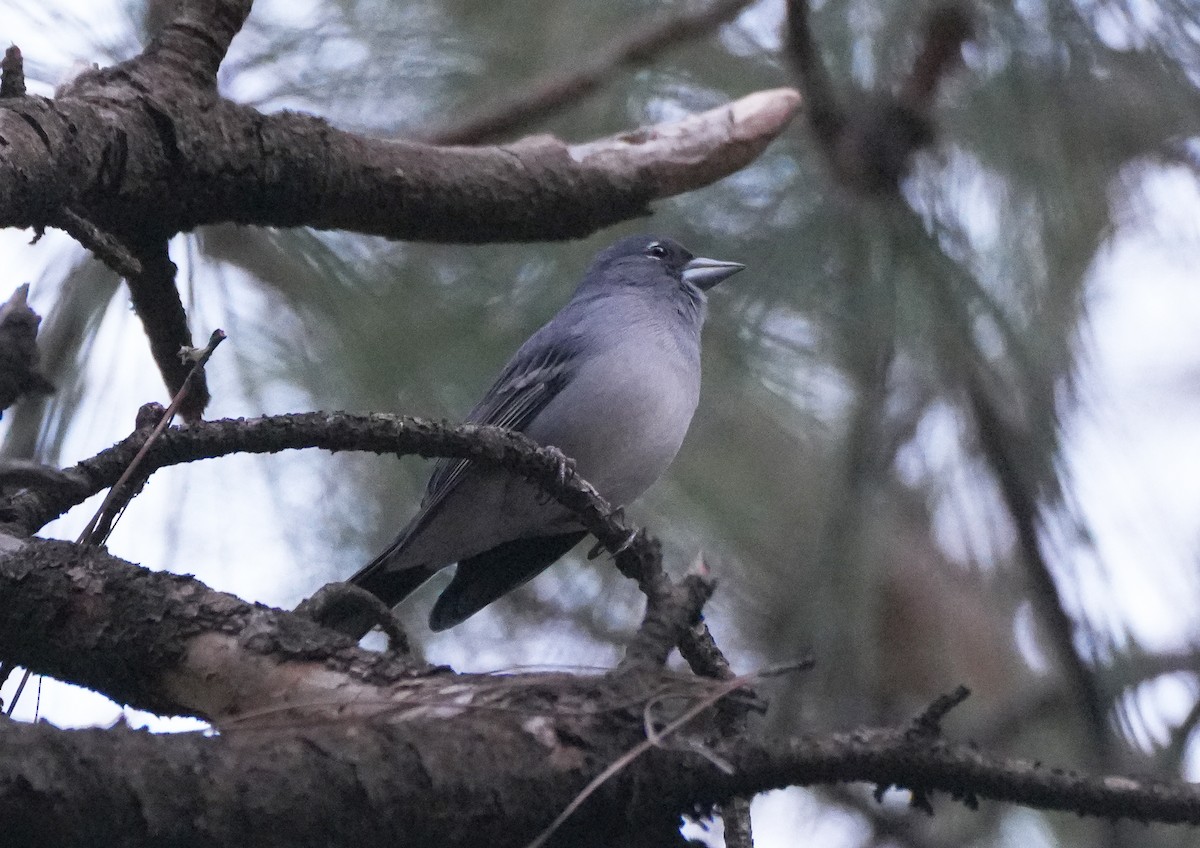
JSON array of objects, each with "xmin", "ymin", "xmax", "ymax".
[{"xmin": 580, "ymin": 235, "xmax": 745, "ymax": 301}]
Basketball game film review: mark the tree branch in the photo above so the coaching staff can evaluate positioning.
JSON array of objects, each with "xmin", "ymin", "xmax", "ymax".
[
  {"xmin": 121, "ymin": 238, "xmax": 210, "ymax": 419},
  {"xmin": 135, "ymin": 0, "xmax": 254, "ymax": 88},
  {"xmin": 1, "ymin": 432, "xmax": 1198, "ymax": 843},
  {"xmin": 0, "ymin": 78, "xmax": 799, "ymax": 246},
  {"xmin": 784, "ymin": 1, "xmax": 970, "ymax": 193},
  {"xmin": 0, "ymin": 535, "xmax": 435, "ymax": 719},
  {"xmin": 0, "ymin": 659, "xmax": 1195, "ymax": 848},
  {"xmin": 424, "ymin": 0, "xmax": 757, "ymax": 146},
  {"xmin": 0, "ymin": 412, "xmax": 734, "ymax": 681},
  {"xmin": 706, "ymin": 728, "xmax": 1200, "ymax": 826}
]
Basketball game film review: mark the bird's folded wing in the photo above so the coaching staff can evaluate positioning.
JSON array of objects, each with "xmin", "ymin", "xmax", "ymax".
[
  {"xmin": 350, "ymin": 333, "xmax": 582, "ymax": 587},
  {"xmin": 421, "ymin": 334, "xmax": 580, "ymax": 511}
]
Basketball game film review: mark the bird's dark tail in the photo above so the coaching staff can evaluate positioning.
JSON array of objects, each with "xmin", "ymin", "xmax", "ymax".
[{"xmin": 428, "ymin": 531, "xmax": 587, "ymax": 631}]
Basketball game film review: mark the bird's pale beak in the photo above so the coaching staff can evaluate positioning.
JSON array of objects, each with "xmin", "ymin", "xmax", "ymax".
[{"xmin": 681, "ymin": 257, "xmax": 745, "ymax": 291}]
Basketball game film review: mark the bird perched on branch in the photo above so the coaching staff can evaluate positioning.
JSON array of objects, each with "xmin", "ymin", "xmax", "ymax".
[{"xmin": 330, "ymin": 235, "xmax": 743, "ymax": 635}]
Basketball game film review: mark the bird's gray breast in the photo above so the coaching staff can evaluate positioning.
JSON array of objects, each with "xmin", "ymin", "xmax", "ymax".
[{"xmin": 524, "ymin": 328, "xmax": 701, "ymax": 507}]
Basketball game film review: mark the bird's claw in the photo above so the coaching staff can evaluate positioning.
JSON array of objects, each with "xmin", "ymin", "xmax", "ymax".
[
  {"xmin": 587, "ymin": 528, "xmax": 639, "ymax": 560},
  {"xmin": 613, "ymin": 528, "xmax": 638, "ymax": 555},
  {"xmin": 536, "ymin": 445, "xmax": 575, "ymax": 505}
]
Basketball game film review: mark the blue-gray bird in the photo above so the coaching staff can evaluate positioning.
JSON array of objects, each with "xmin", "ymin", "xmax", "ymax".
[{"xmin": 342, "ymin": 235, "xmax": 743, "ymax": 634}]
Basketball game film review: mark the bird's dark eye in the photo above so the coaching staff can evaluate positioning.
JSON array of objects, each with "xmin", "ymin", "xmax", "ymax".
[{"xmin": 647, "ymin": 243, "xmax": 667, "ymax": 259}]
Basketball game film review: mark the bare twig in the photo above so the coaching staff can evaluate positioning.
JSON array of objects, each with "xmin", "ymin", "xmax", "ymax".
[
  {"xmin": 54, "ymin": 208, "xmax": 143, "ymax": 278},
  {"xmin": 907, "ymin": 685, "xmax": 972, "ymax": 740},
  {"xmin": 76, "ymin": 330, "xmax": 225, "ymax": 546},
  {"xmin": 425, "ymin": 0, "xmax": 756, "ymax": 145},
  {"xmin": 4, "ymin": 666, "xmax": 30, "ymax": 717},
  {"xmin": 524, "ymin": 672, "xmax": 756, "ymax": 848}
]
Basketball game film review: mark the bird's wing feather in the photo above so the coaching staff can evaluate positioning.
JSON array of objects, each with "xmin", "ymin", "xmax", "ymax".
[
  {"xmin": 349, "ymin": 331, "xmax": 581, "ymax": 592},
  {"xmin": 422, "ymin": 335, "xmax": 579, "ymax": 508}
]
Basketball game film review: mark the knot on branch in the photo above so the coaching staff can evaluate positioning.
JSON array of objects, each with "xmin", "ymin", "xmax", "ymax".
[
  {"xmin": 0, "ymin": 45, "xmax": 25, "ymax": 99},
  {"xmin": 297, "ymin": 582, "xmax": 412, "ymax": 656},
  {"xmin": 621, "ymin": 570, "xmax": 716, "ymax": 672},
  {"xmin": 874, "ymin": 685, "xmax": 974, "ymax": 813},
  {"xmin": 0, "ymin": 285, "xmax": 53, "ymax": 417}
]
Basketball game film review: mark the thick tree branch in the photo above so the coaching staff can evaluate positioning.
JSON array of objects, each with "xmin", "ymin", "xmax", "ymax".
[
  {"xmin": 425, "ymin": 0, "xmax": 757, "ymax": 145},
  {"xmin": 0, "ymin": 536, "xmax": 431, "ymax": 719},
  {"xmin": 139, "ymin": 0, "xmax": 254, "ymax": 87},
  {"xmin": 0, "ymin": 79, "xmax": 799, "ymax": 245},
  {"xmin": 0, "ymin": 671, "xmax": 1195, "ymax": 848}
]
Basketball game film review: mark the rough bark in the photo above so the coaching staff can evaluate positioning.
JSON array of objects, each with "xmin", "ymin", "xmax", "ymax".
[
  {"xmin": 1, "ymin": 536, "xmax": 1199, "ymax": 848},
  {"xmin": 0, "ymin": 46, "xmax": 799, "ymax": 246}
]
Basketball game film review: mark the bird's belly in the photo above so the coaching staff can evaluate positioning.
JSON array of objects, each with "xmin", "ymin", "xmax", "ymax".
[{"xmin": 525, "ymin": 353, "xmax": 699, "ymax": 506}]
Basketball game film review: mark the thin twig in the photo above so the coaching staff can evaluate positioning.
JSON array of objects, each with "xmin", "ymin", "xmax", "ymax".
[
  {"xmin": 523, "ymin": 672, "xmax": 756, "ymax": 848},
  {"xmin": 424, "ymin": 0, "xmax": 755, "ymax": 145},
  {"xmin": 4, "ymin": 666, "xmax": 30, "ymax": 717},
  {"xmin": 907, "ymin": 685, "xmax": 972, "ymax": 740},
  {"xmin": 54, "ymin": 208, "xmax": 143, "ymax": 278},
  {"xmin": 77, "ymin": 329, "xmax": 225, "ymax": 546}
]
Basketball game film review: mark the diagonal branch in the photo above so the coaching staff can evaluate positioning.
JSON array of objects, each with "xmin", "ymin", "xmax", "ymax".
[
  {"xmin": 965, "ymin": 375, "xmax": 1113, "ymax": 763},
  {"xmin": 784, "ymin": 1, "xmax": 970, "ymax": 193},
  {"xmin": 121, "ymin": 238, "xmax": 210, "ymax": 420},
  {"xmin": 424, "ymin": 0, "xmax": 757, "ymax": 146}
]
